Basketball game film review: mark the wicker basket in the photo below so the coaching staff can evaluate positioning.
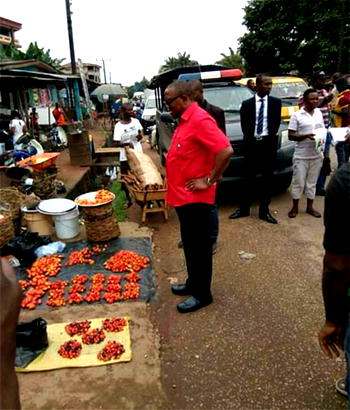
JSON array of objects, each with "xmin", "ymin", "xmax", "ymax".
[
  {"xmin": 0, "ymin": 213, "xmax": 15, "ymax": 248},
  {"xmin": 81, "ymin": 203, "xmax": 120, "ymax": 242},
  {"xmin": 0, "ymin": 187, "xmax": 26, "ymax": 235}
]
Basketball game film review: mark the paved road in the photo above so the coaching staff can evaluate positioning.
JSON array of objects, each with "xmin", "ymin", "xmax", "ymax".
[{"xmin": 150, "ymin": 183, "xmax": 346, "ymax": 409}]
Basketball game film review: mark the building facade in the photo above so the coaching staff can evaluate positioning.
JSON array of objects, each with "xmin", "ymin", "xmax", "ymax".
[{"xmin": 0, "ymin": 16, "xmax": 21, "ymax": 48}]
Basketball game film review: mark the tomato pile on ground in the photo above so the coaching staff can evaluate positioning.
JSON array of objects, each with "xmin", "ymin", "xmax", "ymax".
[
  {"xmin": 19, "ymin": 247, "xmax": 147, "ymax": 310},
  {"xmin": 59, "ymin": 318, "xmax": 127, "ymax": 361}
]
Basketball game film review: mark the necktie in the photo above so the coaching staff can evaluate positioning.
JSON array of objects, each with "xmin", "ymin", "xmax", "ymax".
[{"xmin": 257, "ymin": 98, "xmax": 264, "ymax": 136}]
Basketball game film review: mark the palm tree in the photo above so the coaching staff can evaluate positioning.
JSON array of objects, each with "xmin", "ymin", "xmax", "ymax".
[
  {"xmin": 159, "ymin": 52, "xmax": 199, "ymax": 73},
  {"xmin": 216, "ymin": 47, "xmax": 245, "ymax": 72}
]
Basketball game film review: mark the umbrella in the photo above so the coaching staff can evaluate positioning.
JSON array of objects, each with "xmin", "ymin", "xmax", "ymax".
[{"xmin": 90, "ymin": 83, "xmax": 127, "ymax": 103}]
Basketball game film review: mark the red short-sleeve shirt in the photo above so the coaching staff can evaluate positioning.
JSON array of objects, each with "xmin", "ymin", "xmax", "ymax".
[{"xmin": 166, "ymin": 102, "xmax": 230, "ymax": 207}]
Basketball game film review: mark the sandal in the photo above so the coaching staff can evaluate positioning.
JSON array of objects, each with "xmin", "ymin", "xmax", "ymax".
[
  {"xmin": 288, "ymin": 209, "xmax": 298, "ymax": 218},
  {"xmin": 306, "ymin": 209, "xmax": 321, "ymax": 218}
]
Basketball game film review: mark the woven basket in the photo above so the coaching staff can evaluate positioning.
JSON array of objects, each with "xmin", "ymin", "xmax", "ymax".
[
  {"xmin": 81, "ymin": 203, "xmax": 120, "ymax": 242},
  {"xmin": 0, "ymin": 188, "xmax": 25, "ymax": 235},
  {"xmin": 0, "ymin": 213, "xmax": 14, "ymax": 248},
  {"xmin": 0, "ymin": 187, "xmax": 25, "ymax": 220}
]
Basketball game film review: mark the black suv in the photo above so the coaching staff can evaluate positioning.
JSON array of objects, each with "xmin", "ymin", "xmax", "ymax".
[{"xmin": 149, "ymin": 65, "xmax": 294, "ymax": 189}]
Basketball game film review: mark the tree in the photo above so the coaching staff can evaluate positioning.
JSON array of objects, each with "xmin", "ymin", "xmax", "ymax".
[
  {"xmin": 127, "ymin": 77, "xmax": 150, "ymax": 98},
  {"xmin": 239, "ymin": 0, "xmax": 350, "ymax": 77},
  {"xmin": 216, "ymin": 47, "xmax": 245, "ymax": 72},
  {"xmin": 159, "ymin": 52, "xmax": 199, "ymax": 73},
  {"xmin": 0, "ymin": 41, "xmax": 65, "ymax": 69},
  {"xmin": 24, "ymin": 42, "xmax": 65, "ymax": 68}
]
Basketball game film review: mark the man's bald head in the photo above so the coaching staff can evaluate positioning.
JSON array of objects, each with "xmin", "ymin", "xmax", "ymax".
[{"xmin": 164, "ymin": 81, "xmax": 193, "ymax": 118}]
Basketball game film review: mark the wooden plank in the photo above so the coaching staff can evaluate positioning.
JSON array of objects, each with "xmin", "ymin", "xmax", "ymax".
[{"xmin": 95, "ymin": 148, "xmax": 121, "ymax": 154}]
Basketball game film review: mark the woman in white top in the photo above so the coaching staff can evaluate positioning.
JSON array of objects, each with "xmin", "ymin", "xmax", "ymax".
[
  {"xmin": 113, "ymin": 104, "xmax": 143, "ymax": 170},
  {"xmin": 288, "ymin": 88, "xmax": 326, "ymax": 218},
  {"xmin": 9, "ymin": 111, "xmax": 27, "ymax": 150},
  {"xmin": 112, "ymin": 103, "xmax": 143, "ymax": 206}
]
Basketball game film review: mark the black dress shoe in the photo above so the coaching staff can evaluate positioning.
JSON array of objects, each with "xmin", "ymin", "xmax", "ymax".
[
  {"xmin": 177, "ymin": 296, "xmax": 213, "ymax": 313},
  {"xmin": 229, "ymin": 209, "xmax": 250, "ymax": 219},
  {"xmin": 259, "ymin": 212, "xmax": 278, "ymax": 224},
  {"xmin": 171, "ymin": 284, "xmax": 190, "ymax": 296}
]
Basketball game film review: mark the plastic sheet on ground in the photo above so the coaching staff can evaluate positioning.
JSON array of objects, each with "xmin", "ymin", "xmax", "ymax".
[
  {"xmin": 16, "ymin": 317, "xmax": 131, "ymax": 372},
  {"xmin": 16, "ymin": 237, "xmax": 156, "ymax": 309}
]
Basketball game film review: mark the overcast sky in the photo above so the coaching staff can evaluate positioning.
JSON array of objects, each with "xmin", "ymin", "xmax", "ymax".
[{"xmin": 2, "ymin": 0, "xmax": 249, "ymax": 86}]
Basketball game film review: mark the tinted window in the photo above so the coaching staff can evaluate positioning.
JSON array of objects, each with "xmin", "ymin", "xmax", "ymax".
[{"xmin": 204, "ymin": 86, "xmax": 252, "ymax": 112}]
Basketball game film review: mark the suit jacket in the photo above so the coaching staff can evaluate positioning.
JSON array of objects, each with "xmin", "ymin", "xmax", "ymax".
[
  {"xmin": 201, "ymin": 99, "xmax": 226, "ymax": 134},
  {"xmin": 240, "ymin": 95, "xmax": 281, "ymax": 150}
]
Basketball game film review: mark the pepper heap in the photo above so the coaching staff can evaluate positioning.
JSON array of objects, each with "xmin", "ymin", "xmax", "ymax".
[
  {"xmin": 20, "ymin": 246, "xmax": 147, "ymax": 310},
  {"xmin": 76, "ymin": 189, "xmax": 114, "ymax": 206},
  {"xmin": 104, "ymin": 250, "xmax": 149, "ymax": 273}
]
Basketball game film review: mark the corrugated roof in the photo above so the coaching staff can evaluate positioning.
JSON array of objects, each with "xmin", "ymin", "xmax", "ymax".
[{"xmin": 0, "ymin": 59, "xmax": 62, "ymax": 74}]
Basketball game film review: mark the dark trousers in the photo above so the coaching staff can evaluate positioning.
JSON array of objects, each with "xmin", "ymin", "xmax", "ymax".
[
  {"xmin": 241, "ymin": 138, "xmax": 277, "ymax": 213},
  {"xmin": 175, "ymin": 203, "xmax": 213, "ymax": 301},
  {"xmin": 210, "ymin": 204, "xmax": 218, "ymax": 245}
]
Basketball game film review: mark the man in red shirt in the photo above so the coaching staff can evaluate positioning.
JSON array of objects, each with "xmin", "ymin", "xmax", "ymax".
[{"xmin": 165, "ymin": 81, "xmax": 233, "ymax": 313}]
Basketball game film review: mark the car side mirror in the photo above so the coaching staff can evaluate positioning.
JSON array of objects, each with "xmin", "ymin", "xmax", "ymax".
[{"xmin": 160, "ymin": 113, "xmax": 174, "ymax": 123}]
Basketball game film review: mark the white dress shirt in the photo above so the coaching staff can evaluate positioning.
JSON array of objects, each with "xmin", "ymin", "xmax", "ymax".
[{"xmin": 255, "ymin": 94, "xmax": 268, "ymax": 138}]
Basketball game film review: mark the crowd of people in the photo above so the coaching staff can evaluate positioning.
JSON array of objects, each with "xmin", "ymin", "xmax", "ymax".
[
  {"xmin": 1, "ymin": 70, "xmax": 349, "ymax": 408},
  {"xmin": 163, "ymin": 72, "xmax": 350, "ymax": 400}
]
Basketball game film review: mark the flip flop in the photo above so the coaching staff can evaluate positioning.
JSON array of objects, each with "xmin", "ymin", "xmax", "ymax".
[{"xmin": 306, "ymin": 209, "xmax": 321, "ymax": 218}]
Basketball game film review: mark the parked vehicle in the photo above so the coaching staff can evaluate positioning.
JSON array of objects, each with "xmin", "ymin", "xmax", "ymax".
[
  {"xmin": 238, "ymin": 76, "xmax": 308, "ymax": 122},
  {"xmin": 141, "ymin": 94, "xmax": 156, "ymax": 134},
  {"xmin": 149, "ymin": 65, "xmax": 294, "ymax": 189}
]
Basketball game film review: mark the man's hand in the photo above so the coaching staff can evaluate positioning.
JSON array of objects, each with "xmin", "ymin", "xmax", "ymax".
[
  {"xmin": 306, "ymin": 133, "xmax": 316, "ymax": 140},
  {"xmin": 318, "ymin": 321, "xmax": 344, "ymax": 358},
  {"xmin": 185, "ymin": 177, "xmax": 210, "ymax": 191},
  {"xmin": 345, "ymin": 132, "xmax": 350, "ymax": 144}
]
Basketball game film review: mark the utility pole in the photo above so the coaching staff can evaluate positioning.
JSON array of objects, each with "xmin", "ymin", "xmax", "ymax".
[
  {"xmin": 65, "ymin": 0, "xmax": 76, "ymax": 74},
  {"xmin": 102, "ymin": 58, "xmax": 107, "ymax": 84},
  {"xmin": 65, "ymin": 0, "xmax": 82, "ymax": 121}
]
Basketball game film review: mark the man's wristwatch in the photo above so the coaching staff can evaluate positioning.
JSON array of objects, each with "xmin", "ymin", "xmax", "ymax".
[{"xmin": 205, "ymin": 176, "xmax": 213, "ymax": 186}]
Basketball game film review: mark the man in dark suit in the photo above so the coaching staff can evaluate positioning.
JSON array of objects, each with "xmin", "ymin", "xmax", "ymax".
[
  {"xmin": 229, "ymin": 74, "xmax": 282, "ymax": 224},
  {"xmin": 190, "ymin": 80, "xmax": 226, "ymax": 134}
]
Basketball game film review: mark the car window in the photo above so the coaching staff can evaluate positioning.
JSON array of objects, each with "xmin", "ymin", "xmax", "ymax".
[
  {"xmin": 204, "ymin": 86, "xmax": 252, "ymax": 112},
  {"xmin": 270, "ymin": 82, "xmax": 307, "ymax": 99},
  {"xmin": 145, "ymin": 98, "xmax": 156, "ymax": 109}
]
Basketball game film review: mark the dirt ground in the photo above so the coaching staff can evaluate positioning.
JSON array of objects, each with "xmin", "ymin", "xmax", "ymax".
[{"xmin": 15, "ymin": 130, "xmax": 347, "ymax": 409}]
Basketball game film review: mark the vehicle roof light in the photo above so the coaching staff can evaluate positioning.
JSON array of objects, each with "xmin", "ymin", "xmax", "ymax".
[{"xmin": 178, "ymin": 69, "xmax": 243, "ymax": 82}]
